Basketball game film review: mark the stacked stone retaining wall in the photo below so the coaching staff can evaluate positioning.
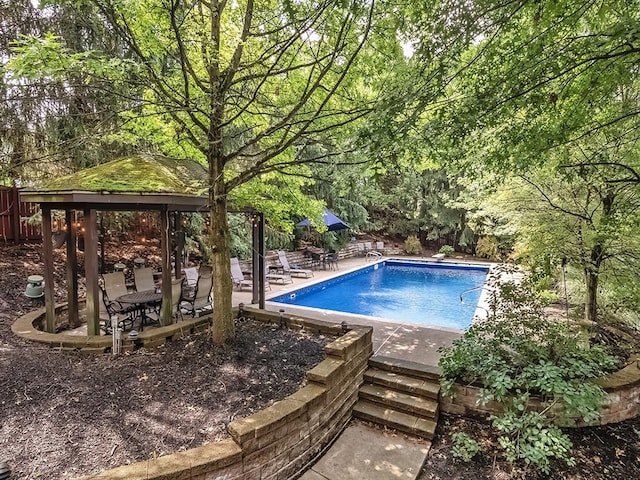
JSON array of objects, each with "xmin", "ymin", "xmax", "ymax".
[
  {"xmin": 83, "ymin": 314, "xmax": 373, "ymax": 479},
  {"xmin": 440, "ymin": 355, "xmax": 640, "ymax": 426}
]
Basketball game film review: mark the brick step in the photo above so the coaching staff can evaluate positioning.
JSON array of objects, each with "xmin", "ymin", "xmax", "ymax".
[
  {"xmin": 364, "ymin": 368, "xmax": 440, "ymax": 400},
  {"xmin": 353, "ymin": 400, "xmax": 437, "ymax": 440},
  {"xmin": 369, "ymin": 355, "xmax": 441, "ymax": 381},
  {"xmin": 359, "ymin": 384, "xmax": 438, "ymax": 419}
]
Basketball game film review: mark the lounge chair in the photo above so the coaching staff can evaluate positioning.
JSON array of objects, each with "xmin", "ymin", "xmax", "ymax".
[
  {"xmin": 266, "ymin": 269, "xmax": 293, "ymax": 284},
  {"xmin": 230, "ymin": 257, "xmax": 254, "ymax": 291},
  {"xmin": 277, "ymin": 250, "xmax": 313, "ymax": 278},
  {"xmin": 356, "ymin": 242, "xmax": 366, "ymax": 256},
  {"xmin": 375, "ymin": 241, "xmax": 385, "ymax": 254},
  {"xmin": 180, "ymin": 273, "xmax": 213, "ymax": 317},
  {"xmin": 134, "ymin": 267, "xmax": 156, "ymax": 292}
]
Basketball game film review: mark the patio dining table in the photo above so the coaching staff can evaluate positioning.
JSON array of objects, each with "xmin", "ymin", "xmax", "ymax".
[{"xmin": 116, "ymin": 290, "xmax": 162, "ymax": 330}]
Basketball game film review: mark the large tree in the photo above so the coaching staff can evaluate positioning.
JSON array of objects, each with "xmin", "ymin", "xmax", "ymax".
[
  {"xmin": 391, "ymin": 0, "xmax": 640, "ymax": 321},
  {"xmin": 10, "ymin": 0, "xmax": 386, "ymax": 343},
  {"xmin": 1, "ymin": 0, "xmax": 140, "ymax": 183}
]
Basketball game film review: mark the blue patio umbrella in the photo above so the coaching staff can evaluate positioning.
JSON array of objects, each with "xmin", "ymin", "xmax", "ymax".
[{"xmin": 296, "ymin": 208, "xmax": 350, "ymax": 231}]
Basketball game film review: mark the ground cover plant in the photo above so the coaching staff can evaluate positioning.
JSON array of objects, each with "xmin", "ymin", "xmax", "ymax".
[{"xmin": 439, "ymin": 266, "xmax": 620, "ymax": 474}]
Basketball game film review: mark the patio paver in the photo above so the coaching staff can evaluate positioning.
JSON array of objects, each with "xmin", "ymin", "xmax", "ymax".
[{"xmin": 299, "ymin": 422, "xmax": 430, "ymax": 480}]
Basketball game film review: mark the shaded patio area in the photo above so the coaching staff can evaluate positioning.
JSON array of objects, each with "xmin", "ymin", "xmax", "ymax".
[{"xmin": 19, "ymin": 154, "xmax": 268, "ymax": 342}]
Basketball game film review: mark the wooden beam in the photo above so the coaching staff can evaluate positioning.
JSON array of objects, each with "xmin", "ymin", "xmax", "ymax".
[
  {"xmin": 84, "ymin": 208, "xmax": 100, "ymax": 335},
  {"xmin": 160, "ymin": 206, "xmax": 172, "ymax": 326},
  {"xmin": 65, "ymin": 210, "xmax": 79, "ymax": 328},
  {"xmin": 251, "ymin": 212, "xmax": 265, "ymax": 309},
  {"xmin": 258, "ymin": 213, "xmax": 265, "ymax": 309},
  {"xmin": 41, "ymin": 207, "xmax": 56, "ymax": 332},
  {"xmin": 252, "ymin": 213, "xmax": 259, "ymax": 304},
  {"xmin": 174, "ymin": 211, "xmax": 183, "ymax": 279}
]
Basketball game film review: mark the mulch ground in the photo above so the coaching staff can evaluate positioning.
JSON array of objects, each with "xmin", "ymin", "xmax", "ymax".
[
  {"xmin": 420, "ymin": 414, "xmax": 640, "ymax": 480},
  {"xmin": 0, "ymin": 243, "xmax": 330, "ymax": 479},
  {"xmin": 3, "ymin": 242, "xmax": 640, "ymax": 479}
]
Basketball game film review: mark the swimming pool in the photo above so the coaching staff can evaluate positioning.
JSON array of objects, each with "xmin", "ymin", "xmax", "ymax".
[{"xmin": 270, "ymin": 259, "xmax": 489, "ymax": 330}]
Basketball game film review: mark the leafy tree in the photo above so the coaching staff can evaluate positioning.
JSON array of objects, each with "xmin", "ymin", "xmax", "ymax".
[
  {"xmin": 401, "ymin": 0, "xmax": 640, "ymax": 321},
  {"xmin": 1, "ymin": 0, "xmax": 138, "ymax": 184},
  {"xmin": 9, "ymin": 0, "xmax": 387, "ymax": 343}
]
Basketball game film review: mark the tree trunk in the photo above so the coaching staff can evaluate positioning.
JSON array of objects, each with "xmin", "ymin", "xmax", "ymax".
[
  {"xmin": 209, "ymin": 192, "xmax": 234, "ymax": 344},
  {"xmin": 584, "ymin": 243, "xmax": 603, "ymax": 323},
  {"xmin": 584, "ymin": 267, "xmax": 598, "ymax": 323}
]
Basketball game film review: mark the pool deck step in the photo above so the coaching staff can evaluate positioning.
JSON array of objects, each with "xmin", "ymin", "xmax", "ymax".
[
  {"xmin": 364, "ymin": 368, "xmax": 440, "ymax": 400},
  {"xmin": 369, "ymin": 355, "xmax": 441, "ymax": 381},
  {"xmin": 354, "ymin": 356, "xmax": 441, "ymax": 441},
  {"xmin": 359, "ymin": 384, "xmax": 439, "ymax": 419},
  {"xmin": 353, "ymin": 400, "xmax": 437, "ymax": 440}
]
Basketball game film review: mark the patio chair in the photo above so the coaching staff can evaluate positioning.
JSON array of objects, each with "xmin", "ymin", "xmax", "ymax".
[
  {"xmin": 231, "ymin": 257, "xmax": 253, "ymax": 291},
  {"xmin": 100, "ymin": 272, "xmax": 136, "ymax": 332},
  {"xmin": 326, "ymin": 251, "xmax": 339, "ymax": 270},
  {"xmin": 181, "ymin": 266, "xmax": 199, "ymax": 299},
  {"xmin": 183, "ymin": 267, "xmax": 199, "ymax": 287},
  {"xmin": 356, "ymin": 242, "xmax": 366, "ymax": 256},
  {"xmin": 134, "ymin": 267, "xmax": 156, "ymax": 293},
  {"xmin": 375, "ymin": 241, "xmax": 385, "ymax": 254},
  {"xmin": 148, "ymin": 277, "xmax": 185, "ymax": 324},
  {"xmin": 180, "ymin": 273, "xmax": 213, "ymax": 317},
  {"xmin": 303, "ymin": 247, "xmax": 322, "ymax": 269},
  {"xmin": 277, "ymin": 250, "xmax": 313, "ymax": 278}
]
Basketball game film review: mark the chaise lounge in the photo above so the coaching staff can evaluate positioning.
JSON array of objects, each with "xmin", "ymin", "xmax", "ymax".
[{"xmin": 277, "ymin": 250, "xmax": 314, "ymax": 278}]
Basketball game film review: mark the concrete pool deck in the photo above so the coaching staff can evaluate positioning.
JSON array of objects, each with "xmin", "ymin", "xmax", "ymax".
[{"xmin": 232, "ymin": 255, "xmax": 468, "ymax": 367}]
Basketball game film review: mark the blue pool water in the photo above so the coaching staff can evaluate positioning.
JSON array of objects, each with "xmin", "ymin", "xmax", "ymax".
[{"xmin": 271, "ymin": 260, "xmax": 489, "ymax": 330}]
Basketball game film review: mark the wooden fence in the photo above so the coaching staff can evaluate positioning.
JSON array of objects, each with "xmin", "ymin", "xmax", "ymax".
[{"xmin": 0, "ymin": 186, "xmax": 41, "ymax": 243}]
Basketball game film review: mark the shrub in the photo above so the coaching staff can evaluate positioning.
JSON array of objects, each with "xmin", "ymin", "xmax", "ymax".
[
  {"xmin": 475, "ymin": 236, "xmax": 499, "ymax": 260},
  {"xmin": 404, "ymin": 235, "xmax": 422, "ymax": 255},
  {"xmin": 439, "ymin": 245, "xmax": 455, "ymax": 257},
  {"xmin": 439, "ymin": 266, "xmax": 618, "ymax": 474},
  {"xmin": 451, "ymin": 432, "xmax": 481, "ymax": 462}
]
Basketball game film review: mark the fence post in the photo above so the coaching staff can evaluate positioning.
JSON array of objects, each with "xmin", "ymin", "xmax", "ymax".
[{"xmin": 11, "ymin": 187, "xmax": 21, "ymax": 243}]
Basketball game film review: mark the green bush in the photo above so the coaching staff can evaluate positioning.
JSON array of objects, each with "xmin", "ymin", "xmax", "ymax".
[
  {"xmin": 475, "ymin": 236, "xmax": 499, "ymax": 260},
  {"xmin": 404, "ymin": 235, "xmax": 422, "ymax": 255},
  {"xmin": 451, "ymin": 432, "xmax": 481, "ymax": 462},
  {"xmin": 439, "ymin": 245, "xmax": 455, "ymax": 257},
  {"xmin": 439, "ymin": 266, "xmax": 618, "ymax": 474}
]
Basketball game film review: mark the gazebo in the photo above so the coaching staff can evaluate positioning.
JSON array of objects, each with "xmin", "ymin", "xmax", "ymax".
[{"xmin": 20, "ymin": 154, "xmax": 267, "ymax": 336}]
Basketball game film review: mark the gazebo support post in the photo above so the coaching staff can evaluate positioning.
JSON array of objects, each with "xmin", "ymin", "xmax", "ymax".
[
  {"xmin": 65, "ymin": 209, "xmax": 79, "ymax": 328},
  {"xmin": 251, "ymin": 212, "xmax": 266, "ymax": 309},
  {"xmin": 84, "ymin": 208, "xmax": 100, "ymax": 335},
  {"xmin": 42, "ymin": 206, "xmax": 56, "ymax": 333},
  {"xmin": 160, "ymin": 206, "xmax": 172, "ymax": 326},
  {"xmin": 174, "ymin": 211, "xmax": 183, "ymax": 279}
]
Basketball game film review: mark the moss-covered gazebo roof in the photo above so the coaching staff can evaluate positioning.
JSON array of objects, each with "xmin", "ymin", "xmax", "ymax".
[{"xmin": 21, "ymin": 154, "xmax": 209, "ymax": 211}]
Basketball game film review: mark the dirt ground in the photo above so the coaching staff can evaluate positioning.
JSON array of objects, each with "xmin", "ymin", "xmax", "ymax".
[
  {"xmin": 2, "ymin": 242, "xmax": 640, "ymax": 479},
  {"xmin": 0, "ymin": 243, "xmax": 330, "ymax": 479}
]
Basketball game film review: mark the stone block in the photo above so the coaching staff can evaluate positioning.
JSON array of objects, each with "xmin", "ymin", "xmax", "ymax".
[
  {"xmin": 257, "ymin": 452, "xmax": 290, "ymax": 479},
  {"xmin": 287, "ymin": 383, "xmax": 326, "ymax": 412},
  {"xmin": 306, "ymin": 358, "xmax": 344, "ymax": 387}
]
